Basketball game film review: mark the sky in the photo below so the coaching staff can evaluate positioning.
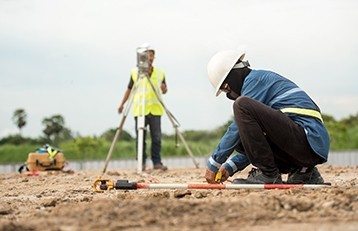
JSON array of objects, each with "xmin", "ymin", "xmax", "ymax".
[{"xmin": 0, "ymin": 0, "xmax": 357, "ymax": 139}]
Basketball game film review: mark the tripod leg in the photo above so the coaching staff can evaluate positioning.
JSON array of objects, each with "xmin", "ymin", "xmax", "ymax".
[
  {"xmin": 102, "ymin": 116, "xmax": 127, "ymax": 174},
  {"xmin": 170, "ymin": 118, "xmax": 200, "ymax": 169},
  {"xmin": 102, "ymin": 84, "xmax": 138, "ymax": 175},
  {"xmin": 164, "ymin": 110, "xmax": 200, "ymax": 168},
  {"xmin": 102, "ymin": 115, "xmax": 127, "ymax": 174},
  {"xmin": 145, "ymin": 75, "xmax": 200, "ymax": 168},
  {"xmin": 175, "ymin": 128, "xmax": 200, "ymax": 168}
]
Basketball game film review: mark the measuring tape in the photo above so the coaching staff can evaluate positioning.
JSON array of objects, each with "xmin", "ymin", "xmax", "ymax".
[{"xmin": 215, "ymin": 171, "xmax": 222, "ymax": 183}]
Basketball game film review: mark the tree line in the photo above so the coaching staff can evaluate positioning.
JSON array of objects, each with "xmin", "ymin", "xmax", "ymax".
[
  {"xmin": 5, "ymin": 108, "xmax": 134, "ymax": 146},
  {"xmin": 6, "ymin": 108, "xmax": 358, "ymax": 151},
  {"xmin": 10, "ymin": 109, "xmax": 73, "ymax": 145}
]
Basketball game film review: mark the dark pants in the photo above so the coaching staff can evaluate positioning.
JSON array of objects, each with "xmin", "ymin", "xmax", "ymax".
[
  {"xmin": 233, "ymin": 96, "xmax": 323, "ymax": 176},
  {"xmin": 134, "ymin": 114, "xmax": 162, "ymax": 165}
]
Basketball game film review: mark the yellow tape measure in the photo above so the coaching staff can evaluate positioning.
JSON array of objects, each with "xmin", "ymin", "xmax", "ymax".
[{"xmin": 215, "ymin": 171, "xmax": 222, "ymax": 183}]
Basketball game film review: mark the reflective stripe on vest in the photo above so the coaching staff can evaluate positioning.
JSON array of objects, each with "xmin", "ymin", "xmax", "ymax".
[
  {"xmin": 132, "ymin": 67, "xmax": 164, "ymax": 116},
  {"xmin": 47, "ymin": 147, "xmax": 59, "ymax": 159},
  {"xmin": 280, "ymin": 108, "xmax": 323, "ymax": 123}
]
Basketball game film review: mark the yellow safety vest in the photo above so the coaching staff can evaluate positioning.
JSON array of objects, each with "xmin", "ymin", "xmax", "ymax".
[
  {"xmin": 131, "ymin": 67, "xmax": 165, "ymax": 117},
  {"xmin": 280, "ymin": 108, "xmax": 323, "ymax": 123}
]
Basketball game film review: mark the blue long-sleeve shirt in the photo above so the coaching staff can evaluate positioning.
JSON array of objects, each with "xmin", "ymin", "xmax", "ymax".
[{"xmin": 207, "ymin": 70, "xmax": 330, "ymax": 175}]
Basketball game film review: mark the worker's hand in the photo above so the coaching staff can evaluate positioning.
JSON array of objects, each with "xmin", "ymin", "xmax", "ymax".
[
  {"xmin": 118, "ymin": 105, "xmax": 124, "ymax": 114},
  {"xmin": 205, "ymin": 166, "xmax": 230, "ymax": 184},
  {"xmin": 205, "ymin": 168, "xmax": 218, "ymax": 184},
  {"xmin": 161, "ymin": 83, "xmax": 167, "ymax": 94},
  {"xmin": 218, "ymin": 165, "xmax": 230, "ymax": 183}
]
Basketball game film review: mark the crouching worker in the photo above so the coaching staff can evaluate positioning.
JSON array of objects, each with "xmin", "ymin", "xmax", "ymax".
[{"xmin": 205, "ymin": 50, "xmax": 330, "ymax": 184}]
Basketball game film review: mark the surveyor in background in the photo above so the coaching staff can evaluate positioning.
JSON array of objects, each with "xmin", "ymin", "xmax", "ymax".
[
  {"xmin": 205, "ymin": 50, "xmax": 330, "ymax": 184},
  {"xmin": 118, "ymin": 44, "xmax": 168, "ymax": 171}
]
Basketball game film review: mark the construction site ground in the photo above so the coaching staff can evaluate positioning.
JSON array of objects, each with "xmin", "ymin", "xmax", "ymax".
[{"xmin": 0, "ymin": 164, "xmax": 357, "ymax": 231}]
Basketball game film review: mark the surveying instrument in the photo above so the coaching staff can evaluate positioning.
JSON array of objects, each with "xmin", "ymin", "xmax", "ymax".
[{"xmin": 102, "ymin": 45, "xmax": 199, "ymax": 174}]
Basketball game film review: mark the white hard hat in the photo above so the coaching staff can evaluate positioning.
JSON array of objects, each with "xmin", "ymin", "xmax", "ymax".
[
  {"xmin": 207, "ymin": 50, "xmax": 246, "ymax": 96},
  {"xmin": 138, "ymin": 43, "xmax": 155, "ymax": 53}
]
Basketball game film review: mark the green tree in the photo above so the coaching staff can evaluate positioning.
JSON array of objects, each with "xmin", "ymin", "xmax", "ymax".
[
  {"xmin": 340, "ymin": 113, "xmax": 358, "ymax": 127},
  {"xmin": 42, "ymin": 114, "xmax": 65, "ymax": 145},
  {"xmin": 56, "ymin": 127, "xmax": 74, "ymax": 141},
  {"xmin": 100, "ymin": 128, "xmax": 133, "ymax": 142},
  {"xmin": 12, "ymin": 108, "xmax": 27, "ymax": 135},
  {"xmin": 75, "ymin": 136, "xmax": 101, "ymax": 160}
]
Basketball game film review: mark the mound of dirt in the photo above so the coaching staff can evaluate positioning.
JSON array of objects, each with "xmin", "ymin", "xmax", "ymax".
[{"xmin": 0, "ymin": 165, "xmax": 357, "ymax": 231}]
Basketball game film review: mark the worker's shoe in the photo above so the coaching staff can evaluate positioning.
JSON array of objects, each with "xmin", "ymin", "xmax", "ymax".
[
  {"xmin": 233, "ymin": 168, "xmax": 283, "ymax": 184},
  {"xmin": 287, "ymin": 167, "xmax": 324, "ymax": 184},
  {"xmin": 153, "ymin": 163, "xmax": 168, "ymax": 171}
]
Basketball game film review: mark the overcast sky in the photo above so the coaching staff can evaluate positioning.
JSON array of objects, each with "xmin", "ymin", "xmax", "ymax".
[{"xmin": 1, "ymin": 0, "xmax": 357, "ymax": 139}]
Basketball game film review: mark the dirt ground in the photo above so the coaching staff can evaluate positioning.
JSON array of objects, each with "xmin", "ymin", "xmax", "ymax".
[{"xmin": 0, "ymin": 164, "xmax": 357, "ymax": 231}]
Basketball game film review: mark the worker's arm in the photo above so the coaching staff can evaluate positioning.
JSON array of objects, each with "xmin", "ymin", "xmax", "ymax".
[
  {"xmin": 118, "ymin": 88, "xmax": 131, "ymax": 114},
  {"xmin": 222, "ymin": 153, "xmax": 250, "ymax": 176},
  {"xmin": 205, "ymin": 120, "xmax": 251, "ymax": 183},
  {"xmin": 161, "ymin": 74, "xmax": 167, "ymax": 94},
  {"xmin": 161, "ymin": 82, "xmax": 167, "ymax": 94},
  {"xmin": 207, "ymin": 120, "xmax": 240, "ymax": 169},
  {"xmin": 205, "ymin": 120, "xmax": 239, "ymax": 183}
]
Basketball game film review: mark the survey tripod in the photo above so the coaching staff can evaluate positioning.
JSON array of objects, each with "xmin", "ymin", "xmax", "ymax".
[{"xmin": 102, "ymin": 46, "xmax": 199, "ymax": 174}]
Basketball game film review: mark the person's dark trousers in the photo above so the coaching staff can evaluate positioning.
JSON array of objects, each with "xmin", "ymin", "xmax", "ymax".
[
  {"xmin": 134, "ymin": 114, "xmax": 162, "ymax": 165},
  {"xmin": 233, "ymin": 96, "xmax": 323, "ymax": 176}
]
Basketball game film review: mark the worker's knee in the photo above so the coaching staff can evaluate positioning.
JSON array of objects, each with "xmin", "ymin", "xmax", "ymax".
[
  {"xmin": 234, "ymin": 96, "xmax": 252, "ymax": 106},
  {"xmin": 233, "ymin": 96, "xmax": 254, "ymax": 112}
]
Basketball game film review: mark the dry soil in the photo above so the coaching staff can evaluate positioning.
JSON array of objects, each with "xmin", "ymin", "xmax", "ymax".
[{"xmin": 0, "ymin": 165, "xmax": 357, "ymax": 231}]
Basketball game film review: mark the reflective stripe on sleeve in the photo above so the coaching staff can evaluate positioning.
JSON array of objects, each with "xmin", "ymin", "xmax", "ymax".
[
  {"xmin": 280, "ymin": 108, "xmax": 323, "ymax": 123},
  {"xmin": 208, "ymin": 156, "xmax": 222, "ymax": 169},
  {"xmin": 226, "ymin": 159, "xmax": 238, "ymax": 173}
]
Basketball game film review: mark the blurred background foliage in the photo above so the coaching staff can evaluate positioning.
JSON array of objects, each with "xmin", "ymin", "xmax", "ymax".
[{"xmin": 1, "ymin": 109, "xmax": 357, "ymax": 163}]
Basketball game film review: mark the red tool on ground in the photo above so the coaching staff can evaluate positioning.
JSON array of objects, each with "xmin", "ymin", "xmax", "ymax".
[{"xmin": 93, "ymin": 177, "xmax": 331, "ymax": 193}]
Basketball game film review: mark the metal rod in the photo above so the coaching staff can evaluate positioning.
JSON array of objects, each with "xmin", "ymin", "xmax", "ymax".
[
  {"xmin": 136, "ymin": 183, "xmax": 330, "ymax": 190},
  {"xmin": 136, "ymin": 72, "xmax": 147, "ymax": 174},
  {"xmin": 93, "ymin": 177, "xmax": 331, "ymax": 193}
]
